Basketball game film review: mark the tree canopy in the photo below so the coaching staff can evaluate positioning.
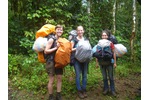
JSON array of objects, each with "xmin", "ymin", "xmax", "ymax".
[{"xmin": 8, "ymin": 0, "xmax": 141, "ymax": 62}]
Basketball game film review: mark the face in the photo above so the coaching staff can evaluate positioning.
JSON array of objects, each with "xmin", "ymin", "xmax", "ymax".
[
  {"xmin": 101, "ymin": 32, "xmax": 108, "ymax": 39},
  {"xmin": 56, "ymin": 27, "xmax": 63, "ymax": 37},
  {"xmin": 77, "ymin": 26, "xmax": 84, "ymax": 37}
]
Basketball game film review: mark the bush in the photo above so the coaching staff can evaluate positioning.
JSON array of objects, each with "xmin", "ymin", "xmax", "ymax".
[
  {"xmin": 8, "ymin": 54, "xmax": 24, "ymax": 77},
  {"xmin": 8, "ymin": 53, "xmax": 47, "ymax": 94}
]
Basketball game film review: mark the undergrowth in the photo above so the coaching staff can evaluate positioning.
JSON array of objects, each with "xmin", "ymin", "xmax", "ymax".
[{"xmin": 8, "ymin": 54, "xmax": 141, "ymax": 99}]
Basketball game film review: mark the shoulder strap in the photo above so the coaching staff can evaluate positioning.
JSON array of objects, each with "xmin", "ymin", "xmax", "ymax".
[
  {"xmin": 71, "ymin": 37, "xmax": 78, "ymax": 47},
  {"xmin": 45, "ymin": 33, "xmax": 57, "ymax": 49},
  {"xmin": 46, "ymin": 33, "xmax": 56, "ymax": 40},
  {"xmin": 43, "ymin": 33, "xmax": 56, "ymax": 62}
]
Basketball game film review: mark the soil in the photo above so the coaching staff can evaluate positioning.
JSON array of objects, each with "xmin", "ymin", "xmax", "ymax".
[{"xmin": 8, "ymin": 72, "xmax": 141, "ymax": 100}]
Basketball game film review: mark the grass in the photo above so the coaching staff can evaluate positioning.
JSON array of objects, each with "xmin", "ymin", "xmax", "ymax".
[{"xmin": 8, "ymin": 54, "xmax": 141, "ymax": 99}]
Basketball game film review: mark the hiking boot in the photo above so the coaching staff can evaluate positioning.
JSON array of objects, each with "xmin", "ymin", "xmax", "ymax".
[
  {"xmin": 83, "ymin": 91, "xmax": 87, "ymax": 98},
  {"xmin": 49, "ymin": 94, "xmax": 54, "ymax": 100},
  {"xmin": 78, "ymin": 91, "xmax": 84, "ymax": 99},
  {"xmin": 56, "ymin": 92, "xmax": 62, "ymax": 100},
  {"xmin": 103, "ymin": 89, "xmax": 109, "ymax": 95},
  {"xmin": 111, "ymin": 91, "xmax": 117, "ymax": 97}
]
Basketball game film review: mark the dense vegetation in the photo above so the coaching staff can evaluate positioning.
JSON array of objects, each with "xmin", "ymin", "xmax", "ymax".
[{"xmin": 8, "ymin": 0, "xmax": 141, "ymax": 99}]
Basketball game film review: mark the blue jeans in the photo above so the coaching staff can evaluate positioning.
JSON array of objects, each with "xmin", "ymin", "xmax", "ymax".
[
  {"xmin": 74, "ymin": 59, "xmax": 88, "ymax": 91},
  {"xmin": 99, "ymin": 64, "xmax": 115, "ymax": 92}
]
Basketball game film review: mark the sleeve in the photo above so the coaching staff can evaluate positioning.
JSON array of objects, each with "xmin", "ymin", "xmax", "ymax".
[{"xmin": 110, "ymin": 42, "xmax": 115, "ymax": 50}]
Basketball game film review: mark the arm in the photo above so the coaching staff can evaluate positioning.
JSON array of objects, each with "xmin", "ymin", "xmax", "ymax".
[
  {"xmin": 71, "ymin": 41, "xmax": 76, "ymax": 52},
  {"xmin": 112, "ymin": 47, "xmax": 117, "ymax": 68},
  {"xmin": 44, "ymin": 38, "xmax": 58, "ymax": 54}
]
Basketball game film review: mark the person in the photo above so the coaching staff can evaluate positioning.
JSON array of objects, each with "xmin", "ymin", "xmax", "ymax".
[
  {"xmin": 44, "ymin": 25, "xmax": 64, "ymax": 100},
  {"xmin": 71, "ymin": 26, "xmax": 89, "ymax": 99},
  {"xmin": 95, "ymin": 30, "xmax": 117, "ymax": 97},
  {"xmin": 106, "ymin": 29, "xmax": 118, "ymax": 44}
]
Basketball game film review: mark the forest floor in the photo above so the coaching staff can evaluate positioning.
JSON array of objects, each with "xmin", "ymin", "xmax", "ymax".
[{"xmin": 8, "ymin": 71, "xmax": 141, "ymax": 100}]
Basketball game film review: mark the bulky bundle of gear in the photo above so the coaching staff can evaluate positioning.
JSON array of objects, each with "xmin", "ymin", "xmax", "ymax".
[
  {"xmin": 33, "ymin": 24, "xmax": 72, "ymax": 68},
  {"xmin": 75, "ymin": 39, "xmax": 93, "ymax": 63},
  {"xmin": 114, "ymin": 44, "xmax": 127, "ymax": 57},
  {"xmin": 93, "ymin": 39, "xmax": 113, "ymax": 66},
  {"xmin": 54, "ymin": 38, "xmax": 72, "ymax": 68},
  {"xmin": 32, "ymin": 24, "xmax": 56, "ymax": 63}
]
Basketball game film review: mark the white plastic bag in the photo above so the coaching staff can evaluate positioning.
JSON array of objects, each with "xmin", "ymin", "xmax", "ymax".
[
  {"xmin": 114, "ymin": 44, "xmax": 127, "ymax": 57},
  {"xmin": 75, "ymin": 40, "xmax": 92, "ymax": 62},
  {"xmin": 32, "ymin": 37, "xmax": 47, "ymax": 52},
  {"xmin": 98, "ymin": 39, "xmax": 111, "ymax": 47}
]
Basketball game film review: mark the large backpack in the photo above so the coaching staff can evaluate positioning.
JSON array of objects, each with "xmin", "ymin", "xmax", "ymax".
[
  {"xmin": 36, "ymin": 24, "xmax": 56, "ymax": 39},
  {"xmin": 75, "ymin": 38, "xmax": 93, "ymax": 63},
  {"xmin": 54, "ymin": 38, "xmax": 72, "ymax": 68},
  {"xmin": 33, "ymin": 24, "xmax": 56, "ymax": 63},
  {"xmin": 93, "ymin": 39, "xmax": 113, "ymax": 66}
]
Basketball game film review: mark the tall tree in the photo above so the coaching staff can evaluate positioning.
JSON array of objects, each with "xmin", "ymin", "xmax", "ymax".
[
  {"xmin": 87, "ymin": 0, "xmax": 91, "ymax": 36},
  {"xmin": 130, "ymin": 0, "xmax": 136, "ymax": 61},
  {"xmin": 112, "ymin": 0, "xmax": 116, "ymax": 34}
]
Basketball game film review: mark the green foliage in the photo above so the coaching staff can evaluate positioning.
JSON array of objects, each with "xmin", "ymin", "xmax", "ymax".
[
  {"xmin": 115, "ymin": 64, "xmax": 129, "ymax": 78},
  {"xmin": 19, "ymin": 31, "xmax": 35, "ymax": 54},
  {"xmin": 8, "ymin": 54, "xmax": 24, "ymax": 77},
  {"xmin": 115, "ymin": 57, "xmax": 141, "ymax": 78},
  {"xmin": 9, "ymin": 0, "xmax": 141, "ymax": 63},
  {"xmin": 8, "ymin": 54, "xmax": 101, "ymax": 96},
  {"xmin": 87, "ymin": 60, "xmax": 102, "ymax": 90},
  {"xmin": 9, "ymin": 53, "xmax": 48, "ymax": 94},
  {"xmin": 61, "ymin": 67, "xmax": 76, "ymax": 96},
  {"xmin": 9, "ymin": 53, "xmax": 141, "ymax": 98}
]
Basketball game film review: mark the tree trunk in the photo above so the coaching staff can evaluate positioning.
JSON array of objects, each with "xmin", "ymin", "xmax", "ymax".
[
  {"xmin": 130, "ymin": 0, "xmax": 136, "ymax": 61},
  {"xmin": 112, "ymin": 0, "xmax": 116, "ymax": 35},
  {"xmin": 87, "ymin": 0, "xmax": 91, "ymax": 37}
]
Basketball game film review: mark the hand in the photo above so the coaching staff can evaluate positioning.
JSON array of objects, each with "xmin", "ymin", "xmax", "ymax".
[
  {"xmin": 56, "ymin": 42, "xmax": 60, "ymax": 49},
  {"xmin": 114, "ymin": 63, "xmax": 117, "ymax": 68}
]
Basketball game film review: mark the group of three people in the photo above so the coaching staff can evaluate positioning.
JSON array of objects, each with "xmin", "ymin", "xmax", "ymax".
[{"xmin": 44, "ymin": 25, "xmax": 117, "ymax": 100}]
